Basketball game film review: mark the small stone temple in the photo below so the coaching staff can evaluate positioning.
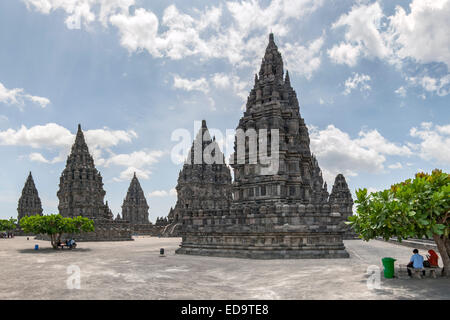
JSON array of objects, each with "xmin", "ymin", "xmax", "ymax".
[
  {"xmin": 57, "ymin": 124, "xmax": 132, "ymax": 241},
  {"xmin": 175, "ymin": 34, "xmax": 353, "ymax": 259},
  {"xmin": 120, "ymin": 172, "xmax": 157, "ymax": 235},
  {"xmin": 17, "ymin": 172, "xmax": 43, "ymax": 221},
  {"xmin": 121, "ymin": 172, "xmax": 150, "ymax": 224},
  {"xmin": 329, "ymin": 174, "xmax": 356, "ymax": 239},
  {"xmin": 162, "ymin": 120, "xmax": 232, "ymax": 237}
]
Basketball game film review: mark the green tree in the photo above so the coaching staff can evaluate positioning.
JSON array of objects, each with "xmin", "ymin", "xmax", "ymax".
[
  {"xmin": 20, "ymin": 214, "xmax": 95, "ymax": 249},
  {"xmin": 349, "ymin": 169, "xmax": 450, "ymax": 276},
  {"xmin": 0, "ymin": 218, "xmax": 17, "ymax": 233}
]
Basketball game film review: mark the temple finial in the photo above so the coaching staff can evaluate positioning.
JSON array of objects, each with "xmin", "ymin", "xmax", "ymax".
[
  {"xmin": 285, "ymin": 70, "xmax": 291, "ymax": 85},
  {"xmin": 202, "ymin": 120, "xmax": 207, "ymax": 128},
  {"xmin": 269, "ymin": 33, "xmax": 274, "ymax": 43}
]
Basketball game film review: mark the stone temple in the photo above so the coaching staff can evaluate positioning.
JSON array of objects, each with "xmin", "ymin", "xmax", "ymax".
[
  {"xmin": 57, "ymin": 124, "xmax": 132, "ymax": 241},
  {"xmin": 121, "ymin": 173, "xmax": 150, "ymax": 224},
  {"xmin": 17, "ymin": 172, "xmax": 43, "ymax": 221},
  {"xmin": 329, "ymin": 174, "xmax": 356, "ymax": 239},
  {"xmin": 176, "ymin": 34, "xmax": 353, "ymax": 259},
  {"xmin": 163, "ymin": 120, "xmax": 233, "ymax": 237}
]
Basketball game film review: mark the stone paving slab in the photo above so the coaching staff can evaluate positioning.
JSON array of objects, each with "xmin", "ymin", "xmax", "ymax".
[{"xmin": 0, "ymin": 237, "xmax": 449, "ymax": 300}]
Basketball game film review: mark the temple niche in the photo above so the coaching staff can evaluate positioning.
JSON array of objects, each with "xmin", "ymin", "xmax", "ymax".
[
  {"xmin": 56, "ymin": 124, "xmax": 132, "ymax": 241},
  {"xmin": 17, "ymin": 172, "xmax": 43, "ymax": 221},
  {"xmin": 176, "ymin": 34, "xmax": 353, "ymax": 259},
  {"xmin": 162, "ymin": 120, "xmax": 233, "ymax": 237}
]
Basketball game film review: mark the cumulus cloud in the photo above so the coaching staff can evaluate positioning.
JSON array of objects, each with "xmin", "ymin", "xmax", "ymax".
[
  {"xmin": 343, "ymin": 73, "xmax": 371, "ymax": 95},
  {"xmin": 395, "ymin": 86, "xmax": 407, "ymax": 97},
  {"xmin": 388, "ymin": 162, "xmax": 403, "ymax": 170},
  {"xmin": 23, "ymin": 0, "xmax": 134, "ymax": 28},
  {"xmin": 106, "ymin": 150, "xmax": 165, "ymax": 181},
  {"xmin": 282, "ymin": 36, "xmax": 324, "ymax": 79},
  {"xmin": 114, "ymin": 166, "xmax": 152, "ymax": 181},
  {"xmin": 309, "ymin": 124, "xmax": 411, "ymax": 183},
  {"xmin": 173, "ymin": 75, "xmax": 209, "ymax": 94},
  {"xmin": 327, "ymin": 42, "xmax": 361, "ymax": 67},
  {"xmin": 148, "ymin": 188, "xmax": 177, "ymax": 197},
  {"xmin": 409, "ymin": 122, "xmax": 450, "ymax": 164},
  {"xmin": 0, "ymin": 81, "xmax": 50, "ymax": 109},
  {"xmin": 25, "ymin": 0, "xmax": 325, "ymax": 78},
  {"xmin": 329, "ymin": 0, "xmax": 450, "ymax": 90},
  {"xmin": 388, "ymin": 0, "xmax": 450, "ymax": 68},
  {"xmin": 407, "ymin": 75, "xmax": 450, "ymax": 97},
  {"xmin": 329, "ymin": 2, "xmax": 391, "ymax": 65},
  {"xmin": 0, "ymin": 123, "xmax": 139, "ymax": 166}
]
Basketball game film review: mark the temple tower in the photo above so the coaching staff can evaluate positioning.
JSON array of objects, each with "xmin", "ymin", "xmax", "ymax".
[
  {"xmin": 174, "ymin": 120, "xmax": 232, "ymax": 218},
  {"xmin": 329, "ymin": 174, "xmax": 355, "ymax": 238},
  {"xmin": 121, "ymin": 173, "xmax": 150, "ymax": 224},
  {"xmin": 231, "ymin": 33, "xmax": 327, "ymax": 206},
  {"xmin": 176, "ymin": 34, "xmax": 351, "ymax": 258},
  {"xmin": 17, "ymin": 172, "xmax": 43, "ymax": 221},
  {"xmin": 57, "ymin": 124, "xmax": 111, "ymax": 219}
]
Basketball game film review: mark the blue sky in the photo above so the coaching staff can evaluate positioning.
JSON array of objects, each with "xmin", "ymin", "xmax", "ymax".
[{"xmin": 0, "ymin": 0, "xmax": 449, "ymax": 222}]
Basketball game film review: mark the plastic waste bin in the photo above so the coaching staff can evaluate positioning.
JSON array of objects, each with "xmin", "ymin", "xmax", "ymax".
[
  {"xmin": 382, "ymin": 257, "xmax": 396, "ymax": 278},
  {"xmin": 34, "ymin": 244, "xmax": 39, "ymax": 250}
]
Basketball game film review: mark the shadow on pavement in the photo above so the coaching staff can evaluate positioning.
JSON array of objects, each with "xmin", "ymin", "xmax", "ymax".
[{"xmin": 18, "ymin": 248, "xmax": 92, "ymax": 254}]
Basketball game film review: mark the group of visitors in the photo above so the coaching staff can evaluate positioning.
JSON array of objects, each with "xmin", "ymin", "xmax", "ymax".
[
  {"xmin": 56, "ymin": 238, "xmax": 77, "ymax": 249},
  {"xmin": 407, "ymin": 248, "xmax": 439, "ymax": 277},
  {"xmin": 0, "ymin": 232, "xmax": 14, "ymax": 238}
]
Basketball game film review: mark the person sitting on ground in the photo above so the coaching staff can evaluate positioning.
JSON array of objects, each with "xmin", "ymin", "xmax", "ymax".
[
  {"xmin": 425, "ymin": 249, "xmax": 439, "ymax": 268},
  {"xmin": 407, "ymin": 248, "xmax": 425, "ymax": 277}
]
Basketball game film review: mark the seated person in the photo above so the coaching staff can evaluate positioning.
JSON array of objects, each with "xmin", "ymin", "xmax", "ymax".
[
  {"xmin": 425, "ymin": 249, "xmax": 439, "ymax": 267},
  {"xmin": 407, "ymin": 249, "xmax": 425, "ymax": 277}
]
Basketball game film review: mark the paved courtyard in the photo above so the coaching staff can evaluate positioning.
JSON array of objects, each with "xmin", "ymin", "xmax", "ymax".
[{"xmin": 0, "ymin": 236, "xmax": 449, "ymax": 300}]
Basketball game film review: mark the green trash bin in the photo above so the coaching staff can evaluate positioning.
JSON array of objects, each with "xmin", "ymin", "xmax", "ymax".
[{"xmin": 382, "ymin": 257, "xmax": 396, "ymax": 278}]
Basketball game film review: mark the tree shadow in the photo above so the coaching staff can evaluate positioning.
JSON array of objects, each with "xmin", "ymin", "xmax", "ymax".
[{"xmin": 18, "ymin": 247, "xmax": 92, "ymax": 254}]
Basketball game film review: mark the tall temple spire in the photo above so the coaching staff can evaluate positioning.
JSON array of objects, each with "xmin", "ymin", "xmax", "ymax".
[
  {"xmin": 171, "ymin": 119, "xmax": 232, "ymax": 224},
  {"xmin": 57, "ymin": 124, "xmax": 109, "ymax": 218},
  {"xmin": 17, "ymin": 171, "xmax": 43, "ymax": 220},
  {"xmin": 258, "ymin": 33, "xmax": 284, "ymax": 81},
  {"xmin": 121, "ymin": 173, "xmax": 150, "ymax": 224}
]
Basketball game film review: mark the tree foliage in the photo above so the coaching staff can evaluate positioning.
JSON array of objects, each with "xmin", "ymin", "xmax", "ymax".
[
  {"xmin": 20, "ymin": 214, "xmax": 94, "ymax": 249},
  {"xmin": 0, "ymin": 218, "xmax": 17, "ymax": 232},
  {"xmin": 348, "ymin": 169, "xmax": 450, "ymax": 276}
]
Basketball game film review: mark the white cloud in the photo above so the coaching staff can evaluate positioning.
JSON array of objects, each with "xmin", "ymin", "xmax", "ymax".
[
  {"xmin": 106, "ymin": 149, "xmax": 165, "ymax": 181},
  {"xmin": 105, "ymin": 150, "xmax": 164, "ymax": 168},
  {"xmin": 327, "ymin": 42, "xmax": 361, "ymax": 67},
  {"xmin": 0, "ymin": 123, "xmax": 138, "ymax": 166},
  {"xmin": 343, "ymin": 73, "xmax": 371, "ymax": 95},
  {"xmin": 330, "ymin": 2, "xmax": 391, "ymax": 65},
  {"xmin": 410, "ymin": 122, "xmax": 450, "ymax": 164},
  {"xmin": 211, "ymin": 73, "xmax": 248, "ymax": 101},
  {"xmin": 23, "ymin": 0, "xmax": 134, "ymax": 28},
  {"xmin": 0, "ymin": 81, "xmax": 50, "ymax": 109},
  {"xmin": 27, "ymin": 0, "xmax": 324, "ymax": 77},
  {"xmin": 148, "ymin": 188, "xmax": 177, "ymax": 197},
  {"xmin": 115, "ymin": 166, "xmax": 152, "ymax": 181},
  {"xmin": 309, "ymin": 124, "xmax": 411, "ymax": 183},
  {"xmin": 388, "ymin": 0, "xmax": 450, "ymax": 68},
  {"xmin": 407, "ymin": 75, "xmax": 450, "ymax": 97},
  {"xmin": 173, "ymin": 75, "xmax": 209, "ymax": 94},
  {"xmin": 388, "ymin": 162, "xmax": 403, "ymax": 170},
  {"xmin": 329, "ymin": 0, "xmax": 450, "ymax": 81},
  {"xmin": 282, "ymin": 35, "xmax": 324, "ymax": 79},
  {"xmin": 395, "ymin": 86, "xmax": 406, "ymax": 97}
]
